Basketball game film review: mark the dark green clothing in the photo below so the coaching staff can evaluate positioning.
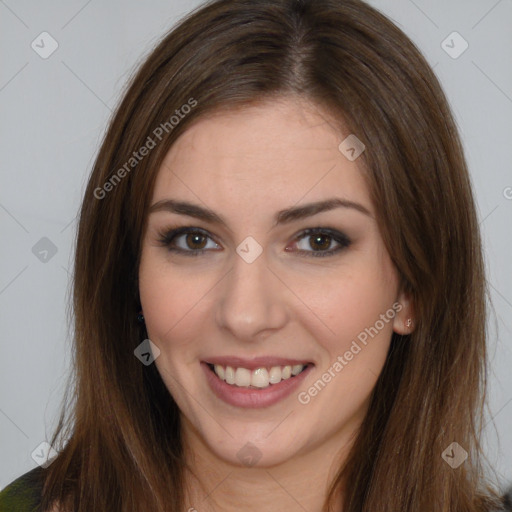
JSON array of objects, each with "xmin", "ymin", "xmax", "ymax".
[
  {"xmin": 0, "ymin": 466, "xmax": 45, "ymax": 512},
  {"xmin": 2, "ymin": 465, "xmax": 512, "ymax": 511}
]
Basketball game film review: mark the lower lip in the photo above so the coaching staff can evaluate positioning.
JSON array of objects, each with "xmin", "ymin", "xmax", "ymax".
[{"xmin": 201, "ymin": 362, "xmax": 314, "ymax": 409}]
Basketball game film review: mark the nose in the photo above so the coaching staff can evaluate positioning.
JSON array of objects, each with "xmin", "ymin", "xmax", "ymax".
[{"xmin": 215, "ymin": 247, "xmax": 289, "ymax": 342}]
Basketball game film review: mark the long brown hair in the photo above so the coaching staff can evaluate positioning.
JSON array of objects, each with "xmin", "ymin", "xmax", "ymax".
[{"xmin": 40, "ymin": 0, "xmax": 502, "ymax": 510}]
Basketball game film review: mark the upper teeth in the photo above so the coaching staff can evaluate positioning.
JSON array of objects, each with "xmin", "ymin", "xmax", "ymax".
[{"xmin": 213, "ymin": 364, "xmax": 306, "ymax": 388}]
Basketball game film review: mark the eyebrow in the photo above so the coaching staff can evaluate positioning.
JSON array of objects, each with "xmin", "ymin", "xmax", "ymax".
[{"xmin": 148, "ymin": 197, "xmax": 372, "ymax": 228}]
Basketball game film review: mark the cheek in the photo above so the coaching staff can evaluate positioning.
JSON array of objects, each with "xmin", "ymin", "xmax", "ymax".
[
  {"xmin": 298, "ymin": 260, "xmax": 396, "ymax": 338},
  {"xmin": 293, "ymin": 250, "xmax": 398, "ymax": 374},
  {"xmin": 139, "ymin": 251, "xmax": 180, "ymax": 342},
  {"xmin": 138, "ymin": 251, "xmax": 214, "ymax": 347}
]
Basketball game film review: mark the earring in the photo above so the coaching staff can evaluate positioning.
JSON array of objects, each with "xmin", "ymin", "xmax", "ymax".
[
  {"xmin": 406, "ymin": 318, "xmax": 412, "ymax": 328},
  {"xmin": 137, "ymin": 311, "xmax": 145, "ymax": 324}
]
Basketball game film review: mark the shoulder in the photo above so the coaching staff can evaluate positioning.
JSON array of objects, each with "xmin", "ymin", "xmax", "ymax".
[
  {"xmin": 0, "ymin": 466, "xmax": 46, "ymax": 512},
  {"xmin": 503, "ymin": 485, "xmax": 512, "ymax": 511},
  {"xmin": 492, "ymin": 484, "xmax": 512, "ymax": 512}
]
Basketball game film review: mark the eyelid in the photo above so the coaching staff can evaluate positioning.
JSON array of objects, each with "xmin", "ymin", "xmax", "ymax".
[
  {"xmin": 157, "ymin": 226, "xmax": 221, "ymax": 254},
  {"xmin": 156, "ymin": 225, "xmax": 352, "ymax": 257},
  {"xmin": 288, "ymin": 227, "xmax": 351, "ymax": 258}
]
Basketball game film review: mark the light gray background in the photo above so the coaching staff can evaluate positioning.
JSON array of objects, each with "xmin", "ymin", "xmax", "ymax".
[{"xmin": 1, "ymin": 0, "xmax": 511, "ymax": 492}]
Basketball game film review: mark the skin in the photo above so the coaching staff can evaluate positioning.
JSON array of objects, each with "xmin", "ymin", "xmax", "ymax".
[{"xmin": 138, "ymin": 96, "xmax": 414, "ymax": 511}]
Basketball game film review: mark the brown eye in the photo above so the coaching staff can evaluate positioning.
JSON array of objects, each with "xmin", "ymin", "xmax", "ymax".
[
  {"xmin": 184, "ymin": 232, "xmax": 208, "ymax": 250},
  {"xmin": 290, "ymin": 228, "xmax": 351, "ymax": 258},
  {"xmin": 308, "ymin": 233, "xmax": 332, "ymax": 251},
  {"xmin": 157, "ymin": 227, "xmax": 221, "ymax": 256}
]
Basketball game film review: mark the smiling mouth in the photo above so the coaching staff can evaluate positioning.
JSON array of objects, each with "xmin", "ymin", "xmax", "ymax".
[{"xmin": 206, "ymin": 362, "xmax": 312, "ymax": 389}]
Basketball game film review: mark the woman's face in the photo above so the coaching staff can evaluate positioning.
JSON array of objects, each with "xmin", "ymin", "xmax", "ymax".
[{"xmin": 138, "ymin": 96, "xmax": 413, "ymax": 469}]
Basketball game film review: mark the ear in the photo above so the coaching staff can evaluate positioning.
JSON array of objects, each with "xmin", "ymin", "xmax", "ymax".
[{"xmin": 392, "ymin": 287, "xmax": 415, "ymax": 335}]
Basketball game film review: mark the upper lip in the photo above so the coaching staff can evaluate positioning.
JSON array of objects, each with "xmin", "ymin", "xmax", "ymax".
[{"xmin": 203, "ymin": 356, "xmax": 313, "ymax": 370}]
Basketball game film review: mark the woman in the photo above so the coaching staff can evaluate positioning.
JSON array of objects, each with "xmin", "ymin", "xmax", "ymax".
[{"xmin": 1, "ymin": 0, "xmax": 510, "ymax": 510}]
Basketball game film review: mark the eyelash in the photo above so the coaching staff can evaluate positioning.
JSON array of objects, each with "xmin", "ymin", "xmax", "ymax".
[{"xmin": 156, "ymin": 226, "xmax": 352, "ymax": 258}]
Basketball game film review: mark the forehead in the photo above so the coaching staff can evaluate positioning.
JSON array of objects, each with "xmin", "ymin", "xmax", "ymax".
[{"xmin": 151, "ymin": 97, "xmax": 371, "ymax": 217}]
